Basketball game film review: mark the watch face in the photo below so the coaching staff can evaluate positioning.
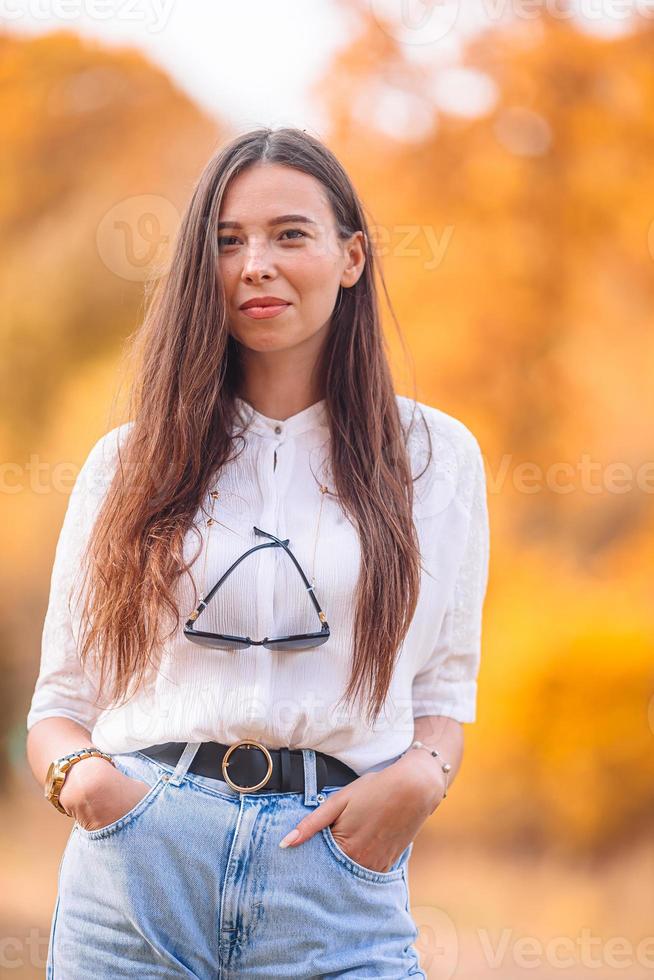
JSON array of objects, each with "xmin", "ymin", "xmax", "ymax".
[{"xmin": 45, "ymin": 760, "xmax": 56, "ymax": 796}]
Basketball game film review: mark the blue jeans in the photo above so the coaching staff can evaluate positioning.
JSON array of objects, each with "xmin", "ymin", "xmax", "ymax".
[{"xmin": 47, "ymin": 742, "xmax": 425, "ymax": 978}]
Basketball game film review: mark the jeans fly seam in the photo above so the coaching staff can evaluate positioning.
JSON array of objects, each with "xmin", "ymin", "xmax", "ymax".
[{"xmin": 218, "ymin": 792, "xmax": 246, "ymax": 965}]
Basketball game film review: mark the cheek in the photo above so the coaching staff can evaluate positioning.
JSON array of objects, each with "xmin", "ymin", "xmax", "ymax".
[
  {"xmin": 292, "ymin": 248, "xmax": 339, "ymax": 283},
  {"xmin": 217, "ymin": 260, "xmax": 239, "ymax": 295},
  {"xmin": 286, "ymin": 255, "xmax": 340, "ymax": 309}
]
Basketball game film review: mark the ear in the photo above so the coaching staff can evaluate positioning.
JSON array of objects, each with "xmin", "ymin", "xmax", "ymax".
[{"xmin": 340, "ymin": 230, "xmax": 366, "ymax": 288}]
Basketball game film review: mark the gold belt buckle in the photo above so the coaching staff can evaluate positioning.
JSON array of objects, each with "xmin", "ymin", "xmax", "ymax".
[{"xmin": 221, "ymin": 738, "xmax": 274, "ymax": 793}]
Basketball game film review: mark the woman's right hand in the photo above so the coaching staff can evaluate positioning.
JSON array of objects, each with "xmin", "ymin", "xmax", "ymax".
[{"xmin": 58, "ymin": 757, "xmax": 153, "ymax": 832}]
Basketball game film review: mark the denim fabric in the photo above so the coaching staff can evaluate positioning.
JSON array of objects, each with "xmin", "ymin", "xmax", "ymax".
[{"xmin": 46, "ymin": 742, "xmax": 425, "ymax": 978}]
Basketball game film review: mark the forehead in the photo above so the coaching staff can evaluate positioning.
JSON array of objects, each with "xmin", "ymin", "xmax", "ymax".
[{"xmin": 219, "ymin": 162, "xmax": 332, "ymax": 225}]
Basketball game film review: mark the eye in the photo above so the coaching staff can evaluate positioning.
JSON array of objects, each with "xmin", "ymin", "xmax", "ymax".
[{"xmin": 218, "ymin": 229, "xmax": 307, "ymax": 249}]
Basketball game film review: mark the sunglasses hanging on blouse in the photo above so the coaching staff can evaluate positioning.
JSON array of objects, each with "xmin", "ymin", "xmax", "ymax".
[{"xmin": 183, "ymin": 484, "xmax": 331, "ymax": 652}]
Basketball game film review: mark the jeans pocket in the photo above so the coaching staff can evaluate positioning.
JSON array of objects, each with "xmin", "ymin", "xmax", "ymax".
[
  {"xmin": 321, "ymin": 823, "xmax": 414, "ymax": 884},
  {"xmin": 73, "ymin": 752, "xmax": 168, "ymax": 841}
]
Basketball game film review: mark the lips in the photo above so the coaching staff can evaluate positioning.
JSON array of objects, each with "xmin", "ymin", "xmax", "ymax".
[{"xmin": 239, "ymin": 297, "xmax": 290, "ymax": 310}]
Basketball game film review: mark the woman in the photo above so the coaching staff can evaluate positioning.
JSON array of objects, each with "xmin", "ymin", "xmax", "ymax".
[{"xmin": 26, "ymin": 127, "xmax": 490, "ymax": 978}]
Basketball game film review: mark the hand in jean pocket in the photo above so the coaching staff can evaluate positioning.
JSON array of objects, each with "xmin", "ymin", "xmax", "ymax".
[
  {"xmin": 59, "ymin": 758, "xmax": 153, "ymax": 832},
  {"xmin": 278, "ymin": 767, "xmax": 432, "ymax": 873}
]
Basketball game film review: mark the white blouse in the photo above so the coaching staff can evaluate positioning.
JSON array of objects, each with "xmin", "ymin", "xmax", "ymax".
[{"xmin": 26, "ymin": 395, "xmax": 490, "ymax": 777}]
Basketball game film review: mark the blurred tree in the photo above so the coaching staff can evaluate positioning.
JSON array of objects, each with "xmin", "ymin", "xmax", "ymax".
[{"xmin": 0, "ymin": 29, "xmax": 222, "ymax": 447}]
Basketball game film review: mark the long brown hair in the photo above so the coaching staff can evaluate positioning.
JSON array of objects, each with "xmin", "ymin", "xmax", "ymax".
[{"xmin": 77, "ymin": 126, "xmax": 431, "ymax": 728}]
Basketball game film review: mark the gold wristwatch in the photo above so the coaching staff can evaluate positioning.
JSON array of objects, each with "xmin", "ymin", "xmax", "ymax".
[{"xmin": 44, "ymin": 747, "xmax": 116, "ymax": 815}]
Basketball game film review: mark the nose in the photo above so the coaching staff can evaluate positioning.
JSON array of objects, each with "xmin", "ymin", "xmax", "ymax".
[{"xmin": 240, "ymin": 241, "xmax": 275, "ymax": 283}]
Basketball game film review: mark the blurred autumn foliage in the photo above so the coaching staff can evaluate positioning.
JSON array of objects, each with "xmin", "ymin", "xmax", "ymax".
[{"xmin": 2, "ymin": 10, "xmax": 653, "ymax": 863}]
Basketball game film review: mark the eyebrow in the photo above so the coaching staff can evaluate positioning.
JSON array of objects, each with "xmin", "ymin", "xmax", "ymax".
[{"xmin": 217, "ymin": 214, "xmax": 318, "ymax": 231}]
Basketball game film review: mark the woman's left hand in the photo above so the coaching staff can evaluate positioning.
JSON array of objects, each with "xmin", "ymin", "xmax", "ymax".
[{"xmin": 278, "ymin": 756, "xmax": 444, "ymax": 872}]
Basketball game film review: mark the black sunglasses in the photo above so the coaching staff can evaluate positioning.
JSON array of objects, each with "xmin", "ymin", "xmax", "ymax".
[{"xmin": 183, "ymin": 526, "xmax": 331, "ymax": 651}]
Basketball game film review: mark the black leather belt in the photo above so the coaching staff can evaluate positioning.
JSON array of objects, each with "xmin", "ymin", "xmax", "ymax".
[{"xmin": 139, "ymin": 739, "xmax": 359, "ymax": 794}]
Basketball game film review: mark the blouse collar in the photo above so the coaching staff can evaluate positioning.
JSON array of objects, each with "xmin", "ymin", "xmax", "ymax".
[{"xmin": 233, "ymin": 395, "xmax": 328, "ymax": 439}]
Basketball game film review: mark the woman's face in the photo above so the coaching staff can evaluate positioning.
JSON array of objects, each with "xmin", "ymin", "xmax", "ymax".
[{"xmin": 217, "ymin": 162, "xmax": 364, "ymax": 356}]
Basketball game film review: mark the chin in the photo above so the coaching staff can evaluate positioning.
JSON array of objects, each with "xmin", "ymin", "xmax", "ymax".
[{"xmin": 232, "ymin": 329, "xmax": 307, "ymax": 353}]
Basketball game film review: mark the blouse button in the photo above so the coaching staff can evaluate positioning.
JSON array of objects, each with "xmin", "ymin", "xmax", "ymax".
[{"xmin": 274, "ymin": 424, "xmax": 282, "ymax": 434}]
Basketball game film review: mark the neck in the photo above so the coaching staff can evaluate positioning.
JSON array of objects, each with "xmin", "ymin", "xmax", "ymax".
[
  {"xmin": 236, "ymin": 371, "xmax": 325, "ymax": 423},
  {"xmin": 234, "ymin": 327, "xmax": 328, "ymax": 422}
]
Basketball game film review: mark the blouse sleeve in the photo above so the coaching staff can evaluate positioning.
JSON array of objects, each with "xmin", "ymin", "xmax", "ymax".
[
  {"xmin": 411, "ymin": 429, "xmax": 490, "ymax": 723},
  {"xmin": 25, "ymin": 425, "xmax": 128, "ymax": 734}
]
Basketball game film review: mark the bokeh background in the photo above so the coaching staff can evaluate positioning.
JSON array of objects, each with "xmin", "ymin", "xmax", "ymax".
[{"xmin": 2, "ymin": 1, "xmax": 653, "ymax": 977}]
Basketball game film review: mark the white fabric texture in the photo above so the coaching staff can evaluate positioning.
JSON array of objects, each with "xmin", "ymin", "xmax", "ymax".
[{"xmin": 26, "ymin": 395, "xmax": 490, "ymax": 776}]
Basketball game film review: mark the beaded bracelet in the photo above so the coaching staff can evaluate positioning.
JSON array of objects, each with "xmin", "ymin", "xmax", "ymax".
[{"xmin": 402, "ymin": 739, "xmax": 452, "ymax": 798}]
